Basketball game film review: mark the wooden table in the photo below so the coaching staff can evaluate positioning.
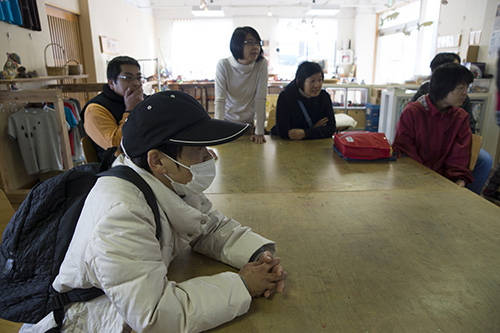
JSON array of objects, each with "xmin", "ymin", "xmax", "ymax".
[{"xmin": 168, "ymin": 135, "xmax": 500, "ymax": 332}]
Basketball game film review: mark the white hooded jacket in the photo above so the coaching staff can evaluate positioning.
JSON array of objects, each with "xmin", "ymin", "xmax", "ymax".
[{"xmin": 21, "ymin": 154, "xmax": 275, "ymax": 332}]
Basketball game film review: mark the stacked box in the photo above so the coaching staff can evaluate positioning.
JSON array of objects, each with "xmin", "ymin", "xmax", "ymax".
[
  {"xmin": 369, "ymin": 88, "xmax": 383, "ymax": 105},
  {"xmin": 365, "ymin": 103, "xmax": 380, "ymax": 132}
]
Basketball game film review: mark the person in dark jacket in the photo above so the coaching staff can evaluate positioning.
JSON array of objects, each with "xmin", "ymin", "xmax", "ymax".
[
  {"xmin": 411, "ymin": 52, "xmax": 476, "ymax": 131},
  {"xmin": 82, "ymin": 56, "xmax": 146, "ymax": 161},
  {"xmin": 272, "ymin": 61, "xmax": 336, "ymax": 140}
]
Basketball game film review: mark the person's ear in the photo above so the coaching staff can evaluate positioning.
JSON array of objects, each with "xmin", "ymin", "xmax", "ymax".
[
  {"xmin": 147, "ymin": 150, "xmax": 165, "ymax": 175},
  {"xmin": 108, "ymin": 78, "xmax": 116, "ymax": 91}
]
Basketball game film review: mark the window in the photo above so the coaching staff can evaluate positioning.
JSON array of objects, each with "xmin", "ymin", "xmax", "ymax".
[
  {"xmin": 171, "ymin": 19, "xmax": 233, "ymax": 80},
  {"xmin": 374, "ymin": 0, "xmax": 438, "ymax": 84},
  {"xmin": 275, "ymin": 18, "xmax": 337, "ymax": 80}
]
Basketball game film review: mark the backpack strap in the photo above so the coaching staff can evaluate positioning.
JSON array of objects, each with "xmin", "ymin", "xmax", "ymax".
[
  {"xmin": 298, "ymin": 100, "xmax": 313, "ymax": 128},
  {"xmin": 48, "ymin": 165, "xmax": 162, "ymax": 331},
  {"xmin": 100, "ymin": 165, "xmax": 162, "ymax": 239}
]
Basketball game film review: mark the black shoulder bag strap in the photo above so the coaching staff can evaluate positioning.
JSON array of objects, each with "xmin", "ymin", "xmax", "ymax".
[
  {"xmin": 48, "ymin": 165, "xmax": 161, "ymax": 332},
  {"xmin": 298, "ymin": 100, "xmax": 313, "ymax": 128}
]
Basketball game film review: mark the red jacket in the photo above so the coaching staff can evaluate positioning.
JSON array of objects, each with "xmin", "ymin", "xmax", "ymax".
[{"xmin": 393, "ymin": 95, "xmax": 473, "ymax": 184}]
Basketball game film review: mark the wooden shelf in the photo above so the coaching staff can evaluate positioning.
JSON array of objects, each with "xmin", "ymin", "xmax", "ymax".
[{"xmin": 0, "ymin": 74, "xmax": 88, "ymax": 85}]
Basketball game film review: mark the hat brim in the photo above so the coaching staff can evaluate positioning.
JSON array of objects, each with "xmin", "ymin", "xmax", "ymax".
[{"xmin": 168, "ymin": 118, "xmax": 250, "ymax": 146}]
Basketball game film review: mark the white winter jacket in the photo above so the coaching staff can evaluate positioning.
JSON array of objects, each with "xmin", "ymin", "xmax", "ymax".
[{"xmin": 22, "ymin": 154, "xmax": 275, "ymax": 332}]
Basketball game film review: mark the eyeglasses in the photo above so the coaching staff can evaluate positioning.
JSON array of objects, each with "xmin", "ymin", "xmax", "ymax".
[
  {"xmin": 244, "ymin": 40, "xmax": 263, "ymax": 46},
  {"xmin": 117, "ymin": 75, "xmax": 146, "ymax": 83}
]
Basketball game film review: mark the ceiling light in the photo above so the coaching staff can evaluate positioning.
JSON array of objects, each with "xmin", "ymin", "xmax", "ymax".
[
  {"xmin": 267, "ymin": 7, "xmax": 272, "ymax": 17},
  {"xmin": 191, "ymin": 5, "xmax": 224, "ymax": 17},
  {"xmin": 306, "ymin": 5, "xmax": 340, "ymax": 16}
]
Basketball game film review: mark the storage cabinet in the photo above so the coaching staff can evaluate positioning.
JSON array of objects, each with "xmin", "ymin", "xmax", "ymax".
[
  {"xmin": 379, "ymin": 87, "xmax": 415, "ymax": 142},
  {"xmin": 325, "ymin": 85, "xmax": 369, "ymax": 129}
]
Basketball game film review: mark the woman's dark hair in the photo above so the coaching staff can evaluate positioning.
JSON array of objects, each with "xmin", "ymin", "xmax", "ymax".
[
  {"xmin": 429, "ymin": 63, "xmax": 473, "ymax": 104},
  {"xmin": 295, "ymin": 61, "xmax": 324, "ymax": 90},
  {"xmin": 229, "ymin": 26, "xmax": 264, "ymax": 62},
  {"xmin": 430, "ymin": 52, "xmax": 461, "ymax": 73},
  {"xmin": 107, "ymin": 56, "xmax": 141, "ymax": 82},
  {"xmin": 131, "ymin": 144, "xmax": 183, "ymax": 173}
]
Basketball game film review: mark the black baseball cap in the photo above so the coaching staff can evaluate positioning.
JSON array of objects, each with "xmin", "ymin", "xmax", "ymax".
[{"xmin": 121, "ymin": 90, "xmax": 250, "ymax": 158}]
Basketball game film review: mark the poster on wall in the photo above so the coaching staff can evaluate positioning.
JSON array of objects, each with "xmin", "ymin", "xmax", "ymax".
[{"xmin": 488, "ymin": 3, "xmax": 500, "ymax": 57}]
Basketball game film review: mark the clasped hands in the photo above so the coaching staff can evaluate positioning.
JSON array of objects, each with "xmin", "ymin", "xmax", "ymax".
[
  {"xmin": 239, "ymin": 251, "xmax": 287, "ymax": 298},
  {"xmin": 288, "ymin": 116, "xmax": 329, "ymax": 140}
]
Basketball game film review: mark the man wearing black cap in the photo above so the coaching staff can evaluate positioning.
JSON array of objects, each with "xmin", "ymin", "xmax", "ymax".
[{"xmin": 27, "ymin": 91, "xmax": 287, "ymax": 332}]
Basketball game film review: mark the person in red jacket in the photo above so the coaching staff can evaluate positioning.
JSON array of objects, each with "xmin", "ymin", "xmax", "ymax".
[{"xmin": 393, "ymin": 62, "xmax": 477, "ymax": 188}]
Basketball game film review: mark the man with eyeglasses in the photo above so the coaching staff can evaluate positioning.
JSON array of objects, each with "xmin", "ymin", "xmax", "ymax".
[{"xmin": 82, "ymin": 55, "xmax": 146, "ymax": 161}]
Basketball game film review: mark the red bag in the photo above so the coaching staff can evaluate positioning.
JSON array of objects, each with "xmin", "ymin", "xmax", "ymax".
[{"xmin": 333, "ymin": 131, "xmax": 394, "ymax": 161}]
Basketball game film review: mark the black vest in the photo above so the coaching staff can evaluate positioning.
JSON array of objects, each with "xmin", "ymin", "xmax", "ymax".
[{"xmin": 81, "ymin": 84, "xmax": 127, "ymax": 161}]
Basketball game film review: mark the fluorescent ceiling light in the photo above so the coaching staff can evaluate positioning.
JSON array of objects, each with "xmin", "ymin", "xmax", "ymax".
[
  {"xmin": 191, "ymin": 5, "xmax": 224, "ymax": 17},
  {"xmin": 306, "ymin": 5, "xmax": 340, "ymax": 16}
]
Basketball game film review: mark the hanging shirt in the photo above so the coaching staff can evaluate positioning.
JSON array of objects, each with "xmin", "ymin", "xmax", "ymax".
[
  {"xmin": 0, "ymin": 0, "xmax": 23, "ymax": 25},
  {"xmin": 7, "ymin": 108, "xmax": 63, "ymax": 175}
]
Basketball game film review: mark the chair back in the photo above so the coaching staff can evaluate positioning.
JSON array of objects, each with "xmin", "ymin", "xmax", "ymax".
[
  {"xmin": 81, "ymin": 136, "xmax": 99, "ymax": 163},
  {"xmin": 266, "ymin": 94, "xmax": 279, "ymax": 133},
  {"xmin": 1, "ymin": 189, "xmax": 15, "ymax": 238},
  {"xmin": 469, "ymin": 133, "xmax": 482, "ymax": 170}
]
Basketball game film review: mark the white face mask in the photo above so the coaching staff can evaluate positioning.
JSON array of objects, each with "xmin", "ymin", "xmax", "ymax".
[{"xmin": 162, "ymin": 153, "xmax": 216, "ymax": 196}]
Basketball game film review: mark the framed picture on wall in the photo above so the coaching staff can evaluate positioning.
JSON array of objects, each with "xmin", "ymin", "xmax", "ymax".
[
  {"xmin": 339, "ymin": 50, "xmax": 353, "ymax": 65},
  {"xmin": 99, "ymin": 36, "xmax": 120, "ymax": 55}
]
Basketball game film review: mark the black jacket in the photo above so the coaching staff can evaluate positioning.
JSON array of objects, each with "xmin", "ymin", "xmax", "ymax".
[{"xmin": 273, "ymin": 80, "xmax": 336, "ymax": 139}]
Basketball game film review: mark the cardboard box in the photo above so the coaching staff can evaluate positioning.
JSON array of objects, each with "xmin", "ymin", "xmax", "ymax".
[
  {"xmin": 369, "ymin": 88, "xmax": 383, "ymax": 105},
  {"xmin": 465, "ymin": 45, "xmax": 479, "ymax": 63}
]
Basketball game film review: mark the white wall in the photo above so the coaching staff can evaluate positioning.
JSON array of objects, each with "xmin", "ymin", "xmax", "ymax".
[
  {"xmin": 45, "ymin": 0, "xmax": 80, "ymax": 13},
  {"xmin": 84, "ymin": 0, "xmax": 157, "ymax": 82},
  {"xmin": 354, "ymin": 8, "xmax": 377, "ymax": 83},
  {"xmin": 0, "ymin": 0, "xmax": 53, "ymax": 89}
]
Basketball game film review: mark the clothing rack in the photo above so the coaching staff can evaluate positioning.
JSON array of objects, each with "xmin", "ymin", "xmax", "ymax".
[{"xmin": 0, "ymin": 89, "xmax": 73, "ymax": 203}]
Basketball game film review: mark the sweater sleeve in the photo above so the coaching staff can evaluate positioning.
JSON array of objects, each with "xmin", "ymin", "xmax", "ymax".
[
  {"xmin": 442, "ymin": 114, "xmax": 473, "ymax": 183},
  {"xmin": 83, "ymin": 103, "xmax": 129, "ymax": 149},
  {"xmin": 392, "ymin": 105, "xmax": 424, "ymax": 163},
  {"xmin": 253, "ymin": 60, "xmax": 269, "ymax": 135},
  {"xmin": 214, "ymin": 60, "xmax": 228, "ymax": 121},
  {"xmin": 303, "ymin": 92, "xmax": 336, "ymax": 139}
]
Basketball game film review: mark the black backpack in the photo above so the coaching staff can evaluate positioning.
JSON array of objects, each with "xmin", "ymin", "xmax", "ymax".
[{"xmin": 0, "ymin": 155, "xmax": 161, "ymax": 329}]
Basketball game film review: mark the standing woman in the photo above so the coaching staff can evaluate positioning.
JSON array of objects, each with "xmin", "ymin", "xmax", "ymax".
[
  {"xmin": 215, "ymin": 26, "xmax": 268, "ymax": 144},
  {"xmin": 273, "ymin": 61, "xmax": 336, "ymax": 140}
]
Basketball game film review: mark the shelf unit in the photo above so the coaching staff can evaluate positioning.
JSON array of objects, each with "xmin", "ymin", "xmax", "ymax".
[
  {"xmin": 379, "ymin": 87, "xmax": 415, "ymax": 142},
  {"xmin": 0, "ymin": 89, "xmax": 73, "ymax": 204},
  {"xmin": 324, "ymin": 84, "xmax": 369, "ymax": 130},
  {"xmin": 0, "ymin": 75, "xmax": 88, "ymax": 90},
  {"xmin": 468, "ymin": 93, "xmax": 490, "ymax": 136}
]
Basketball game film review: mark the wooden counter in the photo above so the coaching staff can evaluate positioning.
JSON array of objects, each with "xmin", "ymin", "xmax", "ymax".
[{"xmin": 168, "ymin": 135, "xmax": 500, "ymax": 332}]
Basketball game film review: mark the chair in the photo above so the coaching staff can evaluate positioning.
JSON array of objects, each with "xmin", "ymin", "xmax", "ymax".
[
  {"xmin": 267, "ymin": 85, "xmax": 283, "ymax": 95},
  {"xmin": 1, "ymin": 189, "xmax": 15, "ymax": 237},
  {"xmin": 81, "ymin": 136, "xmax": 99, "ymax": 163},
  {"xmin": 265, "ymin": 94, "xmax": 279, "ymax": 133},
  {"xmin": 469, "ymin": 133, "xmax": 482, "ymax": 170}
]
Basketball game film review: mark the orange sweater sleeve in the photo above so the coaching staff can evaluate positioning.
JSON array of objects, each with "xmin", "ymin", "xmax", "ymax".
[{"xmin": 84, "ymin": 103, "xmax": 129, "ymax": 150}]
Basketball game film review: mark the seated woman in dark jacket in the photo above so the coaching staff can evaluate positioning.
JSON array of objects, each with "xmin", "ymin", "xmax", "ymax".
[{"xmin": 273, "ymin": 61, "xmax": 336, "ymax": 140}]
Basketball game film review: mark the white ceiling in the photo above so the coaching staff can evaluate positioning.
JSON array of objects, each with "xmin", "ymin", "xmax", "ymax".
[{"xmin": 123, "ymin": 0, "xmax": 403, "ymax": 19}]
